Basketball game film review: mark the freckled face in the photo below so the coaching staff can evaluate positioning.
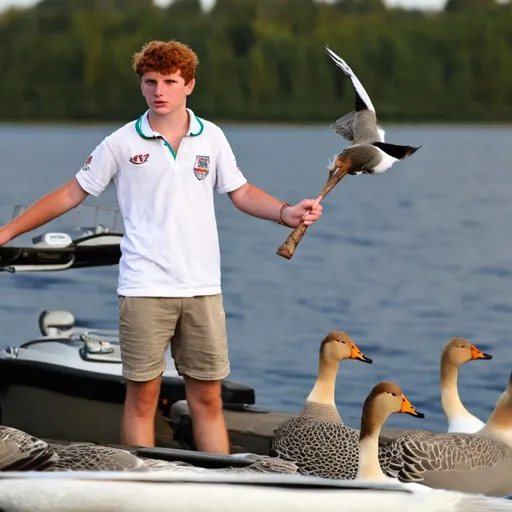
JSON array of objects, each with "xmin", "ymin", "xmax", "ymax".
[{"xmin": 141, "ymin": 70, "xmax": 195, "ymax": 116}]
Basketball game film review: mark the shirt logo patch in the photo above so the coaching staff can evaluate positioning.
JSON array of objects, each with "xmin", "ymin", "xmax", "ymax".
[
  {"xmin": 129, "ymin": 153, "xmax": 149, "ymax": 165},
  {"xmin": 81, "ymin": 155, "xmax": 92, "ymax": 171},
  {"xmin": 193, "ymin": 155, "xmax": 210, "ymax": 181}
]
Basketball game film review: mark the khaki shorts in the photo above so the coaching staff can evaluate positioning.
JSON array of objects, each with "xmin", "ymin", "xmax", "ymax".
[{"xmin": 118, "ymin": 294, "xmax": 229, "ymax": 382}]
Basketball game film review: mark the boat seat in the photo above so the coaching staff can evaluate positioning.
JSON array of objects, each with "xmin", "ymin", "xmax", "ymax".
[
  {"xmin": 169, "ymin": 400, "xmax": 195, "ymax": 450},
  {"xmin": 170, "ymin": 399, "xmax": 190, "ymax": 424},
  {"xmin": 169, "ymin": 400, "xmax": 297, "ymax": 456}
]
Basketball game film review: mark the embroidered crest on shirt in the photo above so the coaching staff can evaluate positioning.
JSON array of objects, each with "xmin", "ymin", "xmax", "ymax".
[
  {"xmin": 193, "ymin": 155, "xmax": 210, "ymax": 180},
  {"xmin": 129, "ymin": 153, "xmax": 149, "ymax": 165},
  {"xmin": 81, "ymin": 155, "xmax": 92, "ymax": 171}
]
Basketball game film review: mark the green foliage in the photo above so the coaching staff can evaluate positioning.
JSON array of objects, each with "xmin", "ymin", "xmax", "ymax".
[{"xmin": 0, "ymin": 0, "xmax": 510, "ymax": 122}]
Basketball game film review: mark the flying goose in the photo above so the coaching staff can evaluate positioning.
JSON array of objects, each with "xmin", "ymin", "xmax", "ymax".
[
  {"xmin": 440, "ymin": 337, "xmax": 492, "ymax": 433},
  {"xmin": 270, "ymin": 330, "xmax": 373, "ymax": 479},
  {"xmin": 379, "ymin": 371, "xmax": 512, "ymax": 497},
  {"xmin": 324, "ymin": 45, "xmax": 420, "ymax": 178}
]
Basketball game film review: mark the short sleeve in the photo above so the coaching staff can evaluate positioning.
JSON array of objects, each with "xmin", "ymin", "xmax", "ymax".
[
  {"xmin": 75, "ymin": 138, "xmax": 118, "ymax": 197},
  {"xmin": 214, "ymin": 131, "xmax": 247, "ymax": 194}
]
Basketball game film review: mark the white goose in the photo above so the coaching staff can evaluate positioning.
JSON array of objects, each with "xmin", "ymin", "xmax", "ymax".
[{"xmin": 440, "ymin": 337, "xmax": 492, "ymax": 433}]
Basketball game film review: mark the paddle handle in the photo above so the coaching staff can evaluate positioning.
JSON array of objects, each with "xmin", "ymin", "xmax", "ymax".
[
  {"xmin": 276, "ymin": 163, "xmax": 351, "ymax": 260},
  {"xmin": 276, "ymin": 222, "xmax": 309, "ymax": 260},
  {"xmin": 317, "ymin": 164, "xmax": 351, "ymax": 199}
]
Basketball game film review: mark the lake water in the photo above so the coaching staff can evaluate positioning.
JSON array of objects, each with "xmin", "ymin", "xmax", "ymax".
[{"xmin": 0, "ymin": 122, "xmax": 511, "ymax": 433}]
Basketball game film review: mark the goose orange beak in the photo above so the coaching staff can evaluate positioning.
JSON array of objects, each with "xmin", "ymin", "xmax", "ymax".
[
  {"xmin": 400, "ymin": 394, "xmax": 425, "ymax": 418},
  {"xmin": 470, "ymin": 344, "xmax": 493, "ymax": 361},
  {"xmin": 350, "ymin": 342, "xmax": 372, "ymax": 364}
]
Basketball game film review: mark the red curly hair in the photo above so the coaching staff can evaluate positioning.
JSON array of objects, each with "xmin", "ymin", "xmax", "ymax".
[{"xmin": 132, "ymin": 40, "xmax": 199, "ymax": 84}]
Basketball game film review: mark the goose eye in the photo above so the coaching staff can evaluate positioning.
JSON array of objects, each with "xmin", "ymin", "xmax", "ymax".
[{"xmin": 341, "ymin": 340, "xmax": 346, "ymax": 344}]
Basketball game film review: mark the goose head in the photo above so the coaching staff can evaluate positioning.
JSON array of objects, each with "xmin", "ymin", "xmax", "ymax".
[
  {"xmin": 320, "ymin": 330, "xmax": 373, "ymax": 365},
  {"xmin": 306, "ymin": 331, "xmax": 372, "ymax": 405},
  {"xmin": 360, "ymin": 381, "xmax": 424, "ymax": 438},
  {"xmin": 442, "ymin": 337, "xmax": 492, "ymax": 368}
]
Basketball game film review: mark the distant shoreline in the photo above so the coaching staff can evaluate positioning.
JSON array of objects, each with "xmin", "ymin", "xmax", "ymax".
[{"xmin": 0, "ymin": 119, "xmax": 511, "ymax": 128}]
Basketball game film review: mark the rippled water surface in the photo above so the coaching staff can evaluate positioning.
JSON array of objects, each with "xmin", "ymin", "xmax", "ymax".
[{"xmin": 1, "ymin": 122, "xmax": 511, "ymax": 433}]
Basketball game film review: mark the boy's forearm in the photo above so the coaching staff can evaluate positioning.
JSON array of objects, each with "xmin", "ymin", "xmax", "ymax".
[
  {"xmin": 1, "ymin": 178, "xmax": 88, "ymax": 241},
  {"xmin": 229, "ymin": 183, "xmax": 284, "ymax": 222}
]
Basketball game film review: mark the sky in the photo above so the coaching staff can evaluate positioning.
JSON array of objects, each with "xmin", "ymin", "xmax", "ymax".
[
  {"xmin": 0, "ymin": 0, "xmax": 445, "ymax": 14},
  {"xmin": 0, "ymin": 0, "xmax": 216, "ymax": 7}
]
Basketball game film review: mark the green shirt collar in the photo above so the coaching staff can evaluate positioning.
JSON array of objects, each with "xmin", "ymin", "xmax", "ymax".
[{"xmin": 135, "ymin": 108, "xmax": 204, "ymax": 139}]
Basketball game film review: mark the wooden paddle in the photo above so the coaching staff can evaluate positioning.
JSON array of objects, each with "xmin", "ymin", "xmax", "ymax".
[{"xmin": 276, "ymin": 156, "xmax": 352, "ymax": 260}]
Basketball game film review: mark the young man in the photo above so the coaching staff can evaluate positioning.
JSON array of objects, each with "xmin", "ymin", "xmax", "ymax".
[{"xmin": 0, "ymin": 40, "xmax": 323, "ymax": 454}]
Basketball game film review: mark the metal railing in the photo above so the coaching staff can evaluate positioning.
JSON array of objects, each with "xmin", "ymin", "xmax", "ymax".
[{"xmin": 12, "ymin": 203, "xmax": 124, "ymax": 233}]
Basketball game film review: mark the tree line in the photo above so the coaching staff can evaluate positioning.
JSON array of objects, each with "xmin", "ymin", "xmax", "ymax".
[{"xmin": 0, "ymin": 0, "xmax": 511, "ymax": 123}]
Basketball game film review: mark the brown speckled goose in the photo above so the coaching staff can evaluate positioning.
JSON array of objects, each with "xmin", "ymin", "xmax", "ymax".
[
  {"xmin": 379, "ymin": 371, "xmax": 512, "ymax": 497},
  {"xmin": 0, "ymin": 427, "xmax": 297, "ymax": 475},
  {"xmin": 270, "ymin": 330, "xmax": 373, "ymax": 479},
  {"xmin": 356, "ymin": 381, "xmax": 428, "ymax": 492},
  {"xmin": 47, "ymin": 444, "xmax": 298, "ymax": 475},
  {"xmin": 0, "ymin": 426, "xmax": 58, "ymax": 471},
  {"xmin": 47, "ymin": 443, "xmax": 151, "ymax": 472}
]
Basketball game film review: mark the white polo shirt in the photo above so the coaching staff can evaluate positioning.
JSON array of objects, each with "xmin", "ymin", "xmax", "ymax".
[{"xmin": 75, "ymin": 108, "xmax": 247, "ymax": 297}]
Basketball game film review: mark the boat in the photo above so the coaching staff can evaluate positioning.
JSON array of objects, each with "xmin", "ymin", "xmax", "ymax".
[
  {"xmin": 3, "ymin": 471, "xmax": 512, "ymax": 512},
  {"xmin": 0, "ymin": 204, "xmax": 293, "ymax": 454}
]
